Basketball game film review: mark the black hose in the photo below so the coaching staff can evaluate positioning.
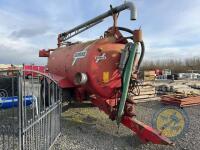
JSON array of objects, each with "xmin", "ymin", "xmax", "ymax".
[
  {"xmin": 115, "ymin": 27, "xmax": 134, "ymax": 35},
  {"xmin": 136, "ymin": 41, "xmax": 145, "ymax": 72}
]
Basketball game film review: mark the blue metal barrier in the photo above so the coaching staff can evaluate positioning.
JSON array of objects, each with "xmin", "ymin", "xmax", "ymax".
[{"xmin": 0, "ymin": 95, "xmax": 34, "ymax": 109}]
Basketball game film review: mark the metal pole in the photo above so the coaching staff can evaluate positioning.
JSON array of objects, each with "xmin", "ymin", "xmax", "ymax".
[{"xmin": 18, "ymin": 71, "xmax": 23, "ymax": 150}]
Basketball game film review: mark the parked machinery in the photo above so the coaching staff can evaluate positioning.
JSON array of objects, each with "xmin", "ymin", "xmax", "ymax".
[{"xmin": 39, "ymin": 2, "xmax": 173, "ymax": 145}]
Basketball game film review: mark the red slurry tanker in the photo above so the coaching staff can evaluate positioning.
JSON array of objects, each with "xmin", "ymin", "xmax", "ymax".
[{"xmin": 39, "ymin": 2, "xmax": 173, "ymax": 145}]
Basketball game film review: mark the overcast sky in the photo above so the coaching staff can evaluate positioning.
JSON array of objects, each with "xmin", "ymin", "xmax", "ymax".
[{"xmin": 0, "ymin": 0, "xmax": 200, "ymax": 65}]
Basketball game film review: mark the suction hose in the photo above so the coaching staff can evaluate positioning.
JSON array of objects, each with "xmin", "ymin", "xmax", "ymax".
[{"xmin": 136, "ymin": 41, "xmax": 145, "ymax": 72}]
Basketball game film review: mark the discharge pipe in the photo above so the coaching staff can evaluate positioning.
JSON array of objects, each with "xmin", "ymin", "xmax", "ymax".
[{"xmin": 59, "ymin": 1, "xmax": 137, "ymax": 40}]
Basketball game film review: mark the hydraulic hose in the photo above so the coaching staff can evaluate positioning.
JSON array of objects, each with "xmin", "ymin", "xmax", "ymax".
[{"xmin": 116, "ymin": 27, "xmax": 134, "ymax": 35}]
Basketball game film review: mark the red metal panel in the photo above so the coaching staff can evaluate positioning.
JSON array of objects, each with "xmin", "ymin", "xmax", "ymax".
[{"xmin": 23, "ymin": 65, "xmax": 45, "ymax": 78}]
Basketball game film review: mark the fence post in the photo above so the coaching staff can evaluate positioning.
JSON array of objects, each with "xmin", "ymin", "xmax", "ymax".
[{"xmin": 18, "ymin": 71, "xmax": 23, "ymax": 150}]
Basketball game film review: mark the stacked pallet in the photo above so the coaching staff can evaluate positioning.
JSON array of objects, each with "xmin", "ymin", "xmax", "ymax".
[
  {"xmin": 161, "ymin": 95, "xmax": 200, "ymax": 107},
  {"xmin": 156, "ymin": 83, "xmax": 200, "ymax": 95},
  {"xmin": 144, "ymin": 71, "xmax": 155, "ymax": 81},
  {"xmin": 189, "ymin": 84, "xmax": 200, "ymax": 90},
  {"xmin": 131, "ymin": 82, "xmax": 160, "ymax": 103}
]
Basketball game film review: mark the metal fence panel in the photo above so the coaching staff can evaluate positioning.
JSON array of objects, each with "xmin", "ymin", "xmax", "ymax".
[{"xmin": 0, "ymin": 69, "xmax": 61, "ymax": 150}]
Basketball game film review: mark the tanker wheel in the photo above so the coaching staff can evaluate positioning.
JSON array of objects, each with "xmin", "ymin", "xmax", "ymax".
[
  {"xmin": 58, "ymin": 88, "xmax": 74, "ymax": 112},
  {"xmin": 40, "ymin": 78, "xmax": 55, "ymax": 107},
  {"xmin": 41, "ymin": 78, "xmax": 49, "ymax": 107},
  {"xmin": 61, "ymin": 88, "xmax": 74, "ymax": 104},
  {"xmin": 41, "ymin": 79, "xmax": 63, "ymax": 107}
]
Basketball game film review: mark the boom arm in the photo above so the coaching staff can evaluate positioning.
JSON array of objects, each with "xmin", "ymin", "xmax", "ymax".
[{"xmin": 57, "ymin": 1, "xmax": 137, "ymax": 47}]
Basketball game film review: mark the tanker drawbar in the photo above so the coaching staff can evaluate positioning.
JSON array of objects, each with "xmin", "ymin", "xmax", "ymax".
[{"xmin": 39, "ymin": 1, "xmax": 174, "ymax": 146}]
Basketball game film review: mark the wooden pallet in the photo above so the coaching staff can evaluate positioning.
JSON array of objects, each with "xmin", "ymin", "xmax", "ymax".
[
  {"xmin": 131, "ymin": 83, "xmax": 159, "ymax": 103},
  {"xmin": 161, "ymin": 95, "xmax": 200, "ymax": 107},
  {"xmin": 133, "ymin": 97, "xmax": 161, "ymax": 103}
]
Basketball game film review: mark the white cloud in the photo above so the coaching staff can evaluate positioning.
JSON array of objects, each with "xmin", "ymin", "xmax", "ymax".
[
  {"xmin": 0, "ymin": 0, "xmax": 200, "ymax": 65},
  {"xmin": 0, "ymin": 37, "xmax": 34, "ymax": 53}
]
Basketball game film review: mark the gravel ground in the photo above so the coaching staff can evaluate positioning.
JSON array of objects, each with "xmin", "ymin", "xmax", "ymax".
[{"xmin": 52, "ymin": 101, "xmax": 200, "ymax": 150}]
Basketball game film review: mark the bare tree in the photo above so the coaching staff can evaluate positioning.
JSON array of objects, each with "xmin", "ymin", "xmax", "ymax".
[{"xmin": 140, "ymin": 57, "xmax": 200, "ymax": 73}]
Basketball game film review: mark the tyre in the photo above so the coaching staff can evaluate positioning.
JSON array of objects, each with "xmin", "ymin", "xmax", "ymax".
[
  {"xmin": 61, "ymin": 88, "xmax": 74, "ymax": 103},
  {"xmin": 41, "ymin": 79, "xmax": 61, "ymax": 107},
  {"xmin": 40, "ymin": 78, "xmax": 51, "ymax": 107}
]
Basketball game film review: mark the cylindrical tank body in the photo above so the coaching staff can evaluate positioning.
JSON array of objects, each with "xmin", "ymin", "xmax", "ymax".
[{"xmin": 47, "ymin": 37, "xmax": 125, "ymax": 98}]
